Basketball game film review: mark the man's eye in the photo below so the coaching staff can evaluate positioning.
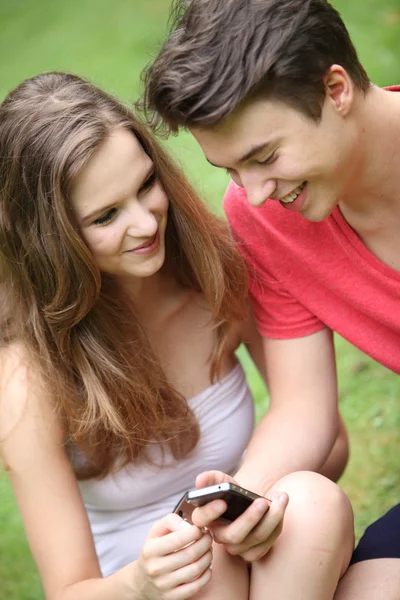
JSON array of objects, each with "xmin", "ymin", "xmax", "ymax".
[
  {"xmin": 139, "ymin": 172, "xmax": 157, "ymax": 193},
  {"xmin": 257, "ymin": 151, "xmax": 277, "ymax": 166},
  {"xmin": 93, "ymin": 208, "xmax": 117, "ymax": 225}
]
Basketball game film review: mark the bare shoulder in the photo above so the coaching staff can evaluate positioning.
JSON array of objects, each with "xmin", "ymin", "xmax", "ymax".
[
  {"xmin": 0, "ymin": 340, "xmax": 64, "ymax": 467},
  {"xmin": 0, "ymin": 339, "xmax": 30, "ymax": 378},
  {"xmin": 0, "ymin": 341, "xmax": 33, "ymax": 434}
]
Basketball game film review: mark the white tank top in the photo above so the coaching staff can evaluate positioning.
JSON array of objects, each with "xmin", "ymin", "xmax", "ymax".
[{"xmin": 76, "ymin": 362, "xmax": 254, "ymax": 576}]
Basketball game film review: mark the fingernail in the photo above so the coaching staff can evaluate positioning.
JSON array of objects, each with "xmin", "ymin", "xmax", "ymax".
[
  {"xmin": 278, "ymin": 492, "xmax": 289, "ymax": 506},
  {"xmin": 179, "ymin": 519, "xmax": 192, "ymax": 528},
  {"xmin": 209, "ymin": 562, "xmax": 214, "ymax": 570}
]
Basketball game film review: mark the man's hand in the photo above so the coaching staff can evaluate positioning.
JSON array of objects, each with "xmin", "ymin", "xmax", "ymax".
[{"xmin": 191, "ymin": 471, "xmax": 288, "ymax": 562}]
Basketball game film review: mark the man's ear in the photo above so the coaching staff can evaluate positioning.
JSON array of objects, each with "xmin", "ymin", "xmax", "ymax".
[{"xmin": 323, "ymin": 65, "xmax": 354, "ymax": 116}]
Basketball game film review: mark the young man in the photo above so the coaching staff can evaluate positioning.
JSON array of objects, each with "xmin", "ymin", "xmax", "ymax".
[{"xmin": 142, "ymin": 0, "xmax": 400, "ymax": 597}]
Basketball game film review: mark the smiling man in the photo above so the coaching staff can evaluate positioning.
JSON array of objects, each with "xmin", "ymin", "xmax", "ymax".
[{"xmin": 142, "ymin": 0, "xmax": 400, "ymax": 597}]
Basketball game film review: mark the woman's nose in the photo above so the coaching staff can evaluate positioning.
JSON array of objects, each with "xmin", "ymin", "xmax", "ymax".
[{"xmin": 125, "ymin": 201, "xmax": 158, "ymax": 237}]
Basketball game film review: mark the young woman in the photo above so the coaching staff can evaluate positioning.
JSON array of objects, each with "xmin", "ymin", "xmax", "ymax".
[{"xmin": 0, "ymin": 72, "xmax": 353, "ymax": 600}]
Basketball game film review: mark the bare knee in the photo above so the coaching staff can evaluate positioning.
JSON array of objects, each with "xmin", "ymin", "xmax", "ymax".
[
  {"xmin": 270, "ymin": 471, "xmax": 354, "ymax": 573},
  {"xmin": 270, "ymin": 470, "xmax": 353, "ymax": 529}
]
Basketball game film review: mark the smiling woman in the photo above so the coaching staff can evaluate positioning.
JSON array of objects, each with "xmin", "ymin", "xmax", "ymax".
[
  {"xmin": 0, "ymin": 71, "xmax": 249, "ymax": 599},
  {"xmin": 0, "ymin": 71, "xmax": 248, "ymax": 471},
  {"xmin": 0, "ymin": 72, "xmax": 353, "ymax": 600},
  {"xmin": 70, "ymin": 129, "xmax": 169, "ymax": 281}
]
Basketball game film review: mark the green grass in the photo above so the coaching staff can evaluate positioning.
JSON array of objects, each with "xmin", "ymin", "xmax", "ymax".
[{"xmin": 0, "ymin": 1, "xmax": 399, "ymax": 598}]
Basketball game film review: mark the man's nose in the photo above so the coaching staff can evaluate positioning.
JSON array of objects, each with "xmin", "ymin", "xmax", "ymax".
[{"xmin": 240, "ymin": 174, "xmax": 277, "ymax": 207}]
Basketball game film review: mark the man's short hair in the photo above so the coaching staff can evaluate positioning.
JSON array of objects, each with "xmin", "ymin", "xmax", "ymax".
[{"xmin": 142, "ymin": 0, "xmax": 370, "ymax": 132}]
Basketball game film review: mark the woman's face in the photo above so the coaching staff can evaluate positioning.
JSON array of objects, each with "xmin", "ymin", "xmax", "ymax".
[{"xmin": 70, "ymin": 128, "xmax": 169, "ymax": 281}]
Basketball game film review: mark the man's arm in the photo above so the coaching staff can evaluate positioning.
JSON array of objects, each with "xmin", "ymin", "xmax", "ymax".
[
  {"xmin": 191, "ymin": 321, "xmax": 340, "ymax": 561},
  {"xmin": 237, "ymin": 325, "xmax": 339, "ymax": 495}
]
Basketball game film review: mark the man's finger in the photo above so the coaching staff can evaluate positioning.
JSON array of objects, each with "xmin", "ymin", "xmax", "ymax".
[
  {"xmin": 209, "ymin": 496, "xmax": 271, "ymax": 544},
  {"xmin": 233, "ymin": 520, "xmax": 284, "ymax": 562},
  {"xmin": 220, "ymin": 492, "xmax": 288, "ymax": 552},
  {"xmin": 195, "ymin": 470, "xmax": 235, "ymax": 489}
]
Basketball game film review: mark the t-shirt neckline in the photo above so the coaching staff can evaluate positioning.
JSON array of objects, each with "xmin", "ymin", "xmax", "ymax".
[
  {"xmin": 329, "ymin": 83, "xmax": 400, "ymax": 281},
  {"xmin": 332, "ymin": 205, "xmax": 400, "ymax": 281}
]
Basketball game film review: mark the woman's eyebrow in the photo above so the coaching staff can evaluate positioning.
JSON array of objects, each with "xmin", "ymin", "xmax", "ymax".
[{"xmin": 81, "ymin": 163, "xmax": 154, "ymax": 225}]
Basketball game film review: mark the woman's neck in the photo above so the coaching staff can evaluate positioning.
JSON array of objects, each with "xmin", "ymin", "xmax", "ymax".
[{"xmin": 116, "ymin": 269, "xmax": 190, "ymax": 329}]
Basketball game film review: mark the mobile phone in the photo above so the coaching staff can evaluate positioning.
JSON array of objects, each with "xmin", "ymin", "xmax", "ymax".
[{"xmin": 173, "ymin": 482, "xmax": 267, "ymax": 523}]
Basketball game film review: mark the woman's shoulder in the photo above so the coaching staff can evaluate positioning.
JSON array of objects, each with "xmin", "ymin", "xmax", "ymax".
[
  {"xmin": 0, "ymin": 341, "xmax": 64, "ymax": 462},
  {"xmin": 0, "ymin": 340, "xmax": 31, "ymax": 397},
  {"xmin": 0, "ymin": 339, "xmax": 43, "ymax": 389}
]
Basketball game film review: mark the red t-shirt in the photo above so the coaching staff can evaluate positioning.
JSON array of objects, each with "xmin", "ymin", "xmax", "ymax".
[{"xmin": 224, "ymin": 179, "xmax": 400, "ymax": 374}]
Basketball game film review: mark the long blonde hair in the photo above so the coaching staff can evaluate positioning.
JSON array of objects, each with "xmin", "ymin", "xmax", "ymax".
[{"xmin": 0, "ymin": 72, "xmax": 248, "ymax": 478}]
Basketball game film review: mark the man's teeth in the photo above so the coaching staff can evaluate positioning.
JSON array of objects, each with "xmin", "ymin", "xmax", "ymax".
[{"xmin": 280, "ymin": 183, "xmax": 305, "ymax": 204}]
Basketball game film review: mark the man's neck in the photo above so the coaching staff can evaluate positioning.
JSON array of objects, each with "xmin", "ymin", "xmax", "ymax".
[
  {"xmin": 340, "ymin": 84, "xmax": 400, "ymax": 227},
  {"xmin": 337, "ymin": 85, "xmax": 400, "ymax": 270}
]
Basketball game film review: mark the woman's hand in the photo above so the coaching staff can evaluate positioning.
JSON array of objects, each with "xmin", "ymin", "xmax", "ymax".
[
  {"xmin": 135, "ymin": 513, "xmax": 213, "ymax": 600},
  {"xmin": 191, "ymin": 471, "xmax": 288, "ymax": 562}
]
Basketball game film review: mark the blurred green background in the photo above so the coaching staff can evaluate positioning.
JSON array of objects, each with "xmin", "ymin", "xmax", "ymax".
[{"xmin": 0, "ymin": 0, "xmax": 399, "ymax": 598}]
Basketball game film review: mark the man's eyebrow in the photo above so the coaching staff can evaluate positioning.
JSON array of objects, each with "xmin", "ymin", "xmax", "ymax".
[
  {"xmin": 238, "ymin": 142, "xmax": 274, "ymax": 163},
  {"xmin": 205, "ymin": 141, "xmax": 275, "ymax": 169},
  {"xmin": 80, "ymin": 163, "xmax": 154, "ymax": 225}
]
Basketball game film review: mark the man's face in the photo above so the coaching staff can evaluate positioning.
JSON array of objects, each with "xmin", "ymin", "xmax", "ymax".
[{"xmin": 191, "ymin": 94, "xmax": 357, "ymax": 222}]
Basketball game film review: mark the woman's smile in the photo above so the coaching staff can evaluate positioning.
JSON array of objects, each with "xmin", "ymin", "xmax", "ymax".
[{"xmin": 128, "ymin": 230, "xmax": 160, "ymax": 255}]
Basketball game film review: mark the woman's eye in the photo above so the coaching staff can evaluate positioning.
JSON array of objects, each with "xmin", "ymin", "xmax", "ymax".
[
  {"xmin": 139, "ymin": 172, "xmax": 157, "ymax": 193},
  {"xmin": 93, "ymin": 208, "xmax": 117, "ymax": 226}
]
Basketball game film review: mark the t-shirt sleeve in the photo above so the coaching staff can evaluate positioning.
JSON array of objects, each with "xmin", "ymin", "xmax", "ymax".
[{"xmin": 223, "ymin": 182, "xmax": 325, "ymax": 339}]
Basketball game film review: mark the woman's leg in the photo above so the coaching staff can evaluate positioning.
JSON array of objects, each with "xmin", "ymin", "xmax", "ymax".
[
  {"xmin": 250, "ymin": 471, "xmax": 354, "ymax": 600},
  {"xmin": 192, "ymin": 543, "xmax": 249, "ymax": 600}
]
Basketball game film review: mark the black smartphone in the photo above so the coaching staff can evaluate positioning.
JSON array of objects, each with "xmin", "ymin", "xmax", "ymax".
[{"xmin": 173, "ymin": 482, "xmax": 267, "ymax": 523}]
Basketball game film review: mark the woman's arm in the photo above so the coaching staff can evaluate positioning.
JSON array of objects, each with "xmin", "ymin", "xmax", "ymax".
[{"xmin": 0, "ymin": 345, "xmax": 212, "ymax": 600}]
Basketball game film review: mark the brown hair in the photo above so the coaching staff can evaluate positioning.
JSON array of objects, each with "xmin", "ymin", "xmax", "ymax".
[
  {"xmin": 142, "ymin": 0, "xmax": 370, "ymax": 132},
  {"xmin": 0, "ymin": 72, "xmax": 248, "ymax": 478}
]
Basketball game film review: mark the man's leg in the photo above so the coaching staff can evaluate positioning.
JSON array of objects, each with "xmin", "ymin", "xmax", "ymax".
[
  {"xmin": 335, "ymin": 559, "xmax": 400, "ymax": 599},
  {"xmin": 335, "ymin": 504, "xmax": 400, "ymax": 599}
]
